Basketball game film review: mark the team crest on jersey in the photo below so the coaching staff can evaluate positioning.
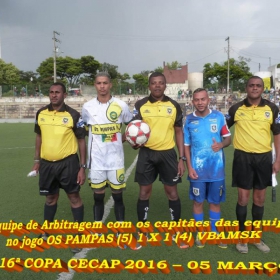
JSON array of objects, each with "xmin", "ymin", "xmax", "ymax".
[
  {"xmin": 110, "ymin": 111, "xmax": 117, "ymax": 120},
  {"xmin": 167, "ymin": 107, "xmax": 172, "ymax": 115},
  {"xmin": 210, "ymin": 124, "xmax": 218, "ymax": 132},
  {"xmin": 117, "ymin": 169, "xmax": 125, "ymax": 183},
  {"xmin": 193, "ymin": 188, "xmax": 200, "ymax": 196},
  {"xmin": 107, "ymin": 102, "xmax": 122, "ymax": 122},
  {"xmin": 265, "ymin": 112, "xmax": 270, "ymax": 119},
  {"xmin": 62, "ymin": 118, "xmax": 69, "ymax": 124}
]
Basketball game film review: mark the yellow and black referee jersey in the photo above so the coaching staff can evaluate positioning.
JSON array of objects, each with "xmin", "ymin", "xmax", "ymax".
[
  {"xmin": 34, "ymin": 103, "xmax": 86, "ymax": 161},
  {"xmin": 226, "ymin": 97, "xmax": 280, "ymax": 153},
  {"xmin": 133, "ymin": 94, "xmax": 183, "ymax": 151}
]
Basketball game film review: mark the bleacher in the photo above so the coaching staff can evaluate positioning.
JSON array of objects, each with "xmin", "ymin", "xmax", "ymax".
[{"xmin": 0, "ymin": 93, "xmax": 246, "ymax": 121}]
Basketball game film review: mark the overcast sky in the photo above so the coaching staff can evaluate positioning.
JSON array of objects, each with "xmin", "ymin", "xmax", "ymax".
[{"xmin": 1, "ymin": 0, "xmax": 280, "ymax": 78}]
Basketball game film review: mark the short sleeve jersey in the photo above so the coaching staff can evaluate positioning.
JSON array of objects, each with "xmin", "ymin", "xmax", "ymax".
[
  {"xmin": 34, "ymin": 103, "xmax": 85, "ymax": 161},
  {"xmin": 184, "ymin": 110, "xmax": 231, "ymax": 182},
  {"xmin": 133, "ymin": 95, "xmax": 183, "ymax": 151},
  {"xmin": 226, "ymin": 98, "xmax": 280, "ymax": 153},
  {"xmin": 82, "ymin": 97, "xmax": 133, "ymax": 170}
]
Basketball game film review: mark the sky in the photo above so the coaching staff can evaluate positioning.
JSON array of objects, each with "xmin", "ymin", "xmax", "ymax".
[{"xmin": 1, "ymin": 0, "xmax": 280, "ymax": 78}]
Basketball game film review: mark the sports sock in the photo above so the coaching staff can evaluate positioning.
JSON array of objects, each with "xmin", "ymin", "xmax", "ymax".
[
  {"xmin": 236, "ymin": 203, "xmax": 247, "ymax": 231},
  {"xmin": 71, "ymin": 204, "xmax": 84, "ymax": 223},
  {"xmin": 209, "ymin": 210, "xmax": 221, "ymax": 233},
  {"xmin": 252, "ymin": 203, "xmax": 264, "ymax": 230},
  {"xmin": 93, "ymin": 193, "xmax": 105, "ymax": 221},
  {"xmin": 112, "ymin": 192, "xmax": 125, "ymax": 221},
  {"xmin": 137, "ymin": 199, "xmax": 149, "ymax": 222},
  {"xmin": 193, "ymin": 212, "xmax": 204, "ymax": 222},
  {"xmin": 44, "ymin": 203, "xmax": 57, "ymax": 222},
  {"xmin": 169, "ymin": 199, "xmax": 181, "ymax": 221}
]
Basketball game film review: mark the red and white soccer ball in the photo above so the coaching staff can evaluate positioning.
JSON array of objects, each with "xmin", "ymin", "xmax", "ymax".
[{"xmin": 125, "ymin": 120, "xmax": 151, "ymax": 146}]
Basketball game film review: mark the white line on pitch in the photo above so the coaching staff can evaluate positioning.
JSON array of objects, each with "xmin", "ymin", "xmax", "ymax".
[{"xmin": 57, "ymin": 155, "xmax": 138, "ymax": 280}]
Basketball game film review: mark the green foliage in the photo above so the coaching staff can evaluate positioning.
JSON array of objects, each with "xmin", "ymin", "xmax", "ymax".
[
  {"xmin": 154, "ymin": 66, "xmax": 163, "ymax": 73},
  {"xmin": 36, "ymin": 56, "xmax": 100, "ymax": 87},
  {"xmin": 100, "ymin": 62, "xmax": 119, "ymax": 80},
  {"xmin": 120, "ymin": 72, "xmax": 130, "ymax": 81},
  {"xmin": 0, "ymin": 59, "xmax": 20, "ymax": 85},
  {"xmin": 19, "ymin": 71, "xmax": 38, "ymax": 84},
  {"xmin": 167, "ymin": 61, "xmax": 182, "ymax": 70},
  {"xmin": 203, "ymin": 57, "xmax": 253, "ymax": 92},
  {"xmin": 132, "ymin": 70, "xmax": 150, "ymax": 94}
]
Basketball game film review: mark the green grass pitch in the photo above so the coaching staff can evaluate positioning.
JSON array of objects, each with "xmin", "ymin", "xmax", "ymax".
[{"xmin": 0, "ymin": 123, "xmax": 280, "ymax": 280}]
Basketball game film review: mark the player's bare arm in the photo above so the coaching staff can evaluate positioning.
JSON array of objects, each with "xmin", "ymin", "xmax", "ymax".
[
  {"xmin": 32, "ymin": 134, "xmax": 42, "ymax": 173},
  {"xmin": 175, "ymin": 126, "xmax": 186, "ymax": 177},
  {"xmin": 211, "ymin": 136, "xmax": 231, "ymax": 152},
  {"xmin": 77, "ymin": 138, "xmax": 86, "ymax": 185},
  {"xmin": 273, "ymin": 134, "xmax": 280, "ymax": 174},
  {"xmin": 184, "ymin": 145, "xmax": 198, "ymax": 180}
]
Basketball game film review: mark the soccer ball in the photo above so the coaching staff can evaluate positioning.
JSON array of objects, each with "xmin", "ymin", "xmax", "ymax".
[{"xmin": 125, "ymin": 120, "xmax": 151, "ymax": 146}]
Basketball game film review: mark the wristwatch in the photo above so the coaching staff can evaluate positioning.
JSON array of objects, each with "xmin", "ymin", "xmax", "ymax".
[
  {"xmin": 80, "ymin": 164, "xmax": 87, "ymax": 169},
  {"xmin": 179, "ymin": 156, "xmax": 186, "ymax": 161}
]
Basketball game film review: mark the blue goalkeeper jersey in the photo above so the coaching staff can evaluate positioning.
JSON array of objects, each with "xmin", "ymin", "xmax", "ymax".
[{"xmin": 184, "ymin": 110, "xmax": 231, "ymax": 182}]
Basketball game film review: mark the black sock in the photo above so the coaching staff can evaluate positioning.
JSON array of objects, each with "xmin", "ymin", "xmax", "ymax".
[
  {"xmin": 169, "ymin": 199, "xmax": 181, "ymax": 221},
  {"xmin": 44, "ymin": 203, "xmax": 57, "ymax": 222},
  {"xmin": 236, "ymin": 203, "xmax": 247, "ymax": 231},
  {"xmin": 112, "ymin": 192, "xmax": 125, "ymax": 221},
  {"xmin": 252, "ymin": 203, "xmax": 264, "ymax": 230},
  {"xmin": 93, "ymin": 193, "xmax": 105, "ymax": 221},
  {"xmin": 71, "ymin": 204, "xmax": 84, "ymax": 223},
  {"xmin": 137, "ymin": 199, "xmax": 149, "ymax": 222}
]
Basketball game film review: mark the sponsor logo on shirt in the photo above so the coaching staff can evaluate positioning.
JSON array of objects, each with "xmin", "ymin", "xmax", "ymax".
[
  {"xmin": 191, "ymin": 121, "xmax": 199, "ymax": 124},
  {"xmin": 209, "ymin": 118, "xmax": 217, "ymax": 122},
  {"xmin": 225, "ymin": 114, "xmax": 231, "ymax": 120},
  {"xmin": 77, "ymin": 117, "xmax": 84, "ymax": 128}
]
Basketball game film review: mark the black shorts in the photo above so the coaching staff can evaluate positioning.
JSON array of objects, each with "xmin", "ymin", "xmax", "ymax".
[
  {"xmin": 232, "ymin": 149, "xmax": 272, "ymax": 190},
  {"xmin": 135, "ymin": 147, "xmax": 181, "ymax": 186},
  {"xmin": 39, "ymin": 154, "xmax": 80, "ymax": 195}
]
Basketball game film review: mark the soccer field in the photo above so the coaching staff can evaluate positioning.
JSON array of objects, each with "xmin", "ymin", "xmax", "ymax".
[{"xmin": 0, "ymin": 123, "xmax": 280, "ymax": 280}]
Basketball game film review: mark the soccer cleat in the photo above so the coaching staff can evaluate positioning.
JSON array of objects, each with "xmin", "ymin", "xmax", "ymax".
[
  {"xmin": 116, "ymin": 233, "xmax": 127, "ymax": 249},
  {"xmin": 38, "ymin": 233, "xmax": 49, "ymax": 241},
  {"xmin": 131, "ymin": 232, "xmax": 149, "ymax": 250},
  {"xmin": 253, "ymin": 240, "xmax": 270, "ymax": 253},
  {"xmin": 195, "ymin": 235, "xmax": 205, "ymax": 249},
  {"xmin": 217, "ymin": 242, "xmax": 228, "ymax": 249},
  {"xmin": 172, "ymin": 232, "xmax": 189, "ymax": 249},
  {"xmin": 236, "ymin": 242, "xmax": 248, "ymax": 253},
  {"xmin": 71, "ymin": 247, "xmax": 83, "ymax": 254}
]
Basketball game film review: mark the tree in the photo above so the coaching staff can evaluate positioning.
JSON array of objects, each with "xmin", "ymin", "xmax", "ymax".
[
  {"xmin": 19, "ymin": 71, "xmax": 38, "ymax": 84},
  {"xmin": 80, "ymin": 55, "xmax": 100, "ymax": 80},
  {"xmin": 0, "ymin": 59, "xmax": 20, "ymax": 85},
  {"xmin": 37, "ymin": 55, "xmax": 100, "ymax": 87},
  {"xmin": 119, "ymin": 73, "xmax": 130, "ymax": 81},
  {"xmin": 154, "ymin": 66, "xmax": 163, "ymax": 73},
  {"xmin": 99, "ymin": 63, "xmax": 119, "ymax": 80},
  {"xmin": 133, "ymin": 70, "xmax": 150, "ymax": 94},
  {"xmin": 167, "ymin": 61, "xmax": 182, "ymax": 70},
  {"xmin": 203, "ymin": 57, "xmax": 253, "ymax": 92}
]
